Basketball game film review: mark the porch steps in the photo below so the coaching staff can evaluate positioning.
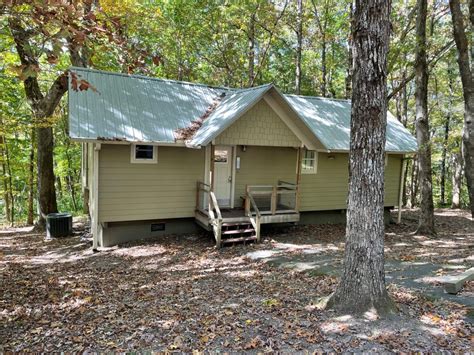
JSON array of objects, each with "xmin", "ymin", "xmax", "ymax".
[{"xmin": 221, "ymin": 222, "xmax": 257, "ymax": 246}]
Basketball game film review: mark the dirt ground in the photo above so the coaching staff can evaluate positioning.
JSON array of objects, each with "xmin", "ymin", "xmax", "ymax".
[{"xmin": 0, "ymin": 209, "xmax": 472, "ymax": 352}]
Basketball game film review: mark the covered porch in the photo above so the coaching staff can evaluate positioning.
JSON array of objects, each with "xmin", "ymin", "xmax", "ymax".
[{"xmin": 194, "ymin": 144, "xmax": 303, "ymax": 247}]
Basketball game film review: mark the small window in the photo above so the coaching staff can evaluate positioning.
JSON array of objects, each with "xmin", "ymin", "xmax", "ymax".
[
  {"xmin": 301, "ymin": 150, "xmax": 317, "ymax": 174},
  {"xmin": 214, "ymin": 150, "xmax": 228, "ymax": 164},
  {"xmin": 131, "ymin": 144, "xmax": 157, "ymax": 164}
]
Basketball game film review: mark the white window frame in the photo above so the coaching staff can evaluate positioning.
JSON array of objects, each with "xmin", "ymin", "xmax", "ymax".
[
  {"xmin": 301, "ymin": 150, "xmax": 318, "ymax": 174},
  {"xmin": 130, "ymin": 144, "xmax": 158, "ymax": 164}
]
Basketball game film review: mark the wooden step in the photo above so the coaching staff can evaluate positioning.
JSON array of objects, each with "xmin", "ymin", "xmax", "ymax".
[
  {"xmin": 222, "ymin": 222, "xmax": 251, "ymax": 227},
  {"xmin": 221, "ymin": 235, "xmax": 257, "ymax": 244},
  {"xmin": 222, "ymin": 228, "xmax": 255, "ymax": 235}
]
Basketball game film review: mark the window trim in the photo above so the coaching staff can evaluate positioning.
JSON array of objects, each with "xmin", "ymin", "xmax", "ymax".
[
  {"xmin": 301, "ymin": 150, "xmax": 318, "ymax": 174},
  {"xmin": 130, "ymin": 144, "xmax": 158, "ymax": 164}
]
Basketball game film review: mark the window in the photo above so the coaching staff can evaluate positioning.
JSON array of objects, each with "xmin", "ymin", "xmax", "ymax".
[
  {"xmin": 214, "ymin": 149, "xmax": 228, "ymax": 164},
  {"xmin": 131, "ymin": 144, "xmax": 157, "ymax": 163},
  {"xmin": 301, "ymin": 150, "xmax": 317, "ymax": 174}
]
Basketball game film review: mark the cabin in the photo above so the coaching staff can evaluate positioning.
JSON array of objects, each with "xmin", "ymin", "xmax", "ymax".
[{"xmin": 68, "ymin": 68, "xmax": 417, "ymax": 248}]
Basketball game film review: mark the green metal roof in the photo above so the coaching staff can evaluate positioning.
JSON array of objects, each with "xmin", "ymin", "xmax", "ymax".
[
  {"xmin": 68, "ymin": 67, "xmax": 226, "ymax": 143},
  {"xmin": 68, "ymin": 67, "xmax": 417, "ymax": 153},
  {"xmin": 284, "ymin": 95, "xmax": 418, "ymax": 152}
]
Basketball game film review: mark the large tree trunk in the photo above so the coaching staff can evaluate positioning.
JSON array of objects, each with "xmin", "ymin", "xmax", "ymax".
[
  {"xmin": 449, "ymin": 0, "xmax": 474, "ymax": 217},
  {"xmin": 415, "ymin": 0, "xmax": 435, "ymax": 235},
  {"xmin": 37, "ymin": 127, "xmax": 58, "ymax": 225},
  {"xmin": 295, "ymin": 0, "xmax": 303, "ymax": 94},
  {"xmin": 345, "ymin": 2, "xmax": 353, "ymax": 99},
  {"xmin": 327, "ymin": 0, "xmax": 395, "ymax": 315},
  {"xmin": 451, "ymin": 150, "xmax": 463, "ymax": 208},
  {"xmin": 27, "ymin": 129, "xmax": 35, "ymax": 225}
]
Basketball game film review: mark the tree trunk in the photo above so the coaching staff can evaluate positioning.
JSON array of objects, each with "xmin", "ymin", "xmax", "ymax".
[
  {"xmin": 9, "ymin": 18, "xmax": 69, "ymax": 229},
  {"xmin": 5, "ymin": 140, "xmax": 14, "ymax": 225},
  {"xmin": 248, "ymin": 13, "xmax": 256, "ymax": 87},
  {"xmin": 295, "ymin": 0, "xmax": 303, "ymax": 94},
  {"xmin": 449, "ymin": 0, "xmax": 474, "ymax": 217},
  {"xmin": 27, "ymin": 129, "xmax": 35, "ymax": 225},
  {"xmin": 451, "ymin": 150, "xmax": 463, "ymax": 208},
  {"xmin": 37, "ymin": 127, "xmax": 58, "ymax": 226},
  {"xmin": 440, "ymin": 116, "xmax": 450, "ymax": 206},
  {"xmin": 320, "ymin": 39, "xmax": 327, "ymax": 97},
  {"xmin": 415, "ymin": 0, "xmax": 435, "ymax": 235},
  {"xmin": 0, "ymin": 134, "xmax": 11, "ymax": 224},
  {"xmin": 327, "ymin": 0, "xmax": 395, "ymax": 315},
  {"xmin": 412, "ymin": 158, "xmax": 420, "ymax": 206},
  {"xmin": 440, "ymin": 69, "xmax": 454, "ymax": 206},
  {"xmin": 345, "ymin": 2, "xmax": 353, "ymax": 99},
  {"xmin": 402, "ymin": 159, "xmax": 411, "ymax": 207}
]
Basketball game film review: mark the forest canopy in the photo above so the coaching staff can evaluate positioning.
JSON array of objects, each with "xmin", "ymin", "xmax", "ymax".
[{"xmin": 0, "ymin": 0, "xmax": 471, "ymax": 225}]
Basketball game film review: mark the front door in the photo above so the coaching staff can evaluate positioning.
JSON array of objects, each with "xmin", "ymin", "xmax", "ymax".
[{"xmin": 213, "ymin": 146, "xmax": 232, "ymax": 207}]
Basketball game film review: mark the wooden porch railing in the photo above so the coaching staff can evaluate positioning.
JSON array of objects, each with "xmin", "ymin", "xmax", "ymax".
[
  {"xmin": 246, "ymin": 193, "xmax": 261, "ymax": 242},
  {"xmin": 244, "ymin": 181, "xmax": 298, "ymax": 216},
  {"xmin": 196, "ymin": 181, "xmax": 223, "ymax": 247}
]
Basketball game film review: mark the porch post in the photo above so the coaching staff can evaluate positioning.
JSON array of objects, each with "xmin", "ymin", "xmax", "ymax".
[
  {"xmin": 271, "ymin": 186, "xmax": 277, "ymax": 215},
  {"xmin": 295, "ymin": 147, "xmax": 303, "ymax": 211},
  {"xmin": 210, "ymin": 144, "xmax": 215, "ymax": 191}
]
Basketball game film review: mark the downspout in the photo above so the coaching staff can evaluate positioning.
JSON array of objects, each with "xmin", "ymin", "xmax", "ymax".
[
  {"xmin": 397, "ymin": 156, "xmax": 407, "ymax": 224},
  {"xmin": 92, "ymin": 143, "xmax": 101, "ymax": 251}
]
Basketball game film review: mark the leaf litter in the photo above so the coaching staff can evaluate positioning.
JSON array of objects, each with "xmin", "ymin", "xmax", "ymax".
[{"xmin": 0, "ymin": 209, "xmax": 472, "ymax": 352}]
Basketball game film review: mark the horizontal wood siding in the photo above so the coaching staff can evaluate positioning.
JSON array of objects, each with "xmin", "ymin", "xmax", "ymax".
[
  {"xmin": 99, "ymin": 145, "xmax": 204, "ymax": 222},
  {"xmin": 300, "ymin": 153, "xmax": 402, "ymax": 211},
  {"xmin": 215, "ymin": 100, "xmax": 302, "ymax": 147},
  {"xmin": 385, "ymin": 155, "xmax": 403, "ymax": 206},
  {"xmin": 234, "ymin": 146, "xmax": 297, "ymax": 203}
]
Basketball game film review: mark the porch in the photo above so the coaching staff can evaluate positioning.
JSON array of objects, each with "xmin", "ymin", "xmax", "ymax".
[{"xmin": 195, "ymin": 181, "xmax": 300, "ymax": 247}]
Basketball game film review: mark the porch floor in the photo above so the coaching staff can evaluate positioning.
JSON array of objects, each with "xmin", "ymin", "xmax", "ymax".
[{"xmin": 195, "ymin": 207, "xmax": 300, "ymax": 230}]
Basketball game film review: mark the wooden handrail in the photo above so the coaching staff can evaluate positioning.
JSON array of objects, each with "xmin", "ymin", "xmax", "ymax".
[
  {"xmin": 209, "ymin": 191, "xmax": 222, "ymax": 221},
  {"xmin": 278, "ymin": 180, "xmax": 297, "ymax": 186},
  {"xmin": 246, "ymin": 183, "xmax": 299, "ymax": 215},
  {"xmin": 246, "ymin": 193, "xmax": 261, "ymax": 218}
]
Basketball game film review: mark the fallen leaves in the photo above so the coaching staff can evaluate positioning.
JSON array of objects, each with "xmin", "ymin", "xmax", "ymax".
[{"xmin": 0, "ymin": 209, "xmax": 472, "ymax": 352}]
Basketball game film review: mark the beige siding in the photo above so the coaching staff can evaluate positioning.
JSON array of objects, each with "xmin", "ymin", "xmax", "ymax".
[
  {"xmin": 300, "ymin": 153, "xmax": 402, "ymax": 211},
  {"xmin": 234, "ymin": 146, "xmax": 298, "ymax": 203},
  {"xmin": 385, "ymin": 155, "xmax": 403, "ymax": 206},
  {"xmin": 215, "ymin": 100, "xmax": 302, "ymax": 147},
  {"xmin": 98, "ymin": 145, "xmax": 204, "ymax": 222}
]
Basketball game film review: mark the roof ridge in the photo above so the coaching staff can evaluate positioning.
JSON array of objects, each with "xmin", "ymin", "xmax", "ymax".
[
  {"xmin": 232, "ymin": 83, "xmax": 273, "ymax": 93},
  {"xmin": 285, "ymin": 93, "xmax": 350, "ymax": 103},
  {"xmin": 69, "ymin": 66, "xmax": 231, "ymax": 91}
]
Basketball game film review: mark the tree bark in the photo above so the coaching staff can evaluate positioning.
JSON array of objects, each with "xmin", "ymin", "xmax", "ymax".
[
  {"xmin": 295, "ymin": 0, "xmax": 303, "ymax": 95},
  {"xmin": 36, "ymin": 127, "xmax": 58, "ymax": 223},
  {"xmin": 411, "ymin": 156, "xmax": 419, "ymax": 206},
  {"xmin": 4, "ymin": 137, "xmax": 14, "ymax": 225},
  {"xmin": 449, "ymin": 0, "xmax": 474, "ymax": 217},
  {"xmin": 440, "ymin": 116, "xmax": 450, "ymax": 206},
  {"xmin": 0, "ymin": 133, "xmax": 11, "ymax": 224},
  {"xmin": 27, "ymin": 129, "xmax": 35, "ymax": 225},
  {"xmin": 248, "ymin": 12, "xmax": 256, "ymax": 87},
  {"xmin": 415, "ymin": 0, "xmax": 436, "ymax": 235},
  {"xmin": 451, "ymin": 150, "xmax": 463, "ymax": 208},
  {"xmin": 311, "ymin": 0, "xmax": 328, "ymax": 97},
  {"xmin": 440, "ymin": 69, "xmax": 454, "ymax": 206},
  {"xmin": 345, "ymin": 2, "xmax": 353, "ymax": 99},
  {"xmin": 327, "ymin": 0, "xmax": 395, "ymax": 315}
]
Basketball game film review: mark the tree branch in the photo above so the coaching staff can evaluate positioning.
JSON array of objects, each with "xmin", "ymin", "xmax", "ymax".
[{"xmin": 388, "ymin": 40, "xmax": 455, "ymax": 100}]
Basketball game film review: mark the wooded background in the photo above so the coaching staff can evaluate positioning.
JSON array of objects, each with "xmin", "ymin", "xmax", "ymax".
[{"xmin": 0, "ymin": 0, "xmax": 471, "ymax": 226}]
